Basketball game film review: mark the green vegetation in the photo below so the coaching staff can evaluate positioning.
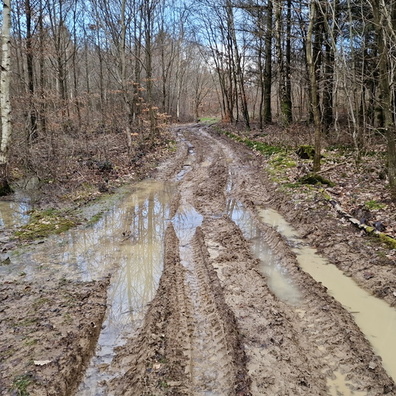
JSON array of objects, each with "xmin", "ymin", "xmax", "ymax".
[
  {"xmin": 223, "ymin": 130, "xmax": 283, "ymax": 156},
  {"xmin": 364, "ymin": 200, "xmax": 387, "ymax": 210},
  {"xmin": 299, "ymin": 173, "xmax": 335, "ymax": 187},
  {"xmin": 14, "ymin": 209, "xmax": 77, "ymax": 240},
  {"xmin": 296, "ymin": 145, "xmax": 315, "ymax": 159},
  {"xmin": 270, "ymin": 153, "xmax": 297, "ymax": 169},
  {"xmin": 378, "ymin": 233, "xmax": 396, "ymax": 249},
  {"xmin": 87, "ymin": 211, "xmax": 104, "ymax": 225},
  {"xmin": 11, "ymin": 374, "xmax": 32, "ymax": 396},
  {"xmin": 199, "ymin": 116, "xmax": 220, "ymax": 124}
]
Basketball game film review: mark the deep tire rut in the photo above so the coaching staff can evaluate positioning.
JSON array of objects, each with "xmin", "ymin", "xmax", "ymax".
[{"xmin": 106, "ymin": 124, "xmax": 394, "ymax": 396}]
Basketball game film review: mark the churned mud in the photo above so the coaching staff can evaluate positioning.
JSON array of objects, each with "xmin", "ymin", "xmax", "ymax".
[
  {"xmin": 1, "ymin": 124, "xmax": 396, "ymax": 395},
  {"xmin": 106, "ymin": 124, "xmax": 394, "ymax": 395}
]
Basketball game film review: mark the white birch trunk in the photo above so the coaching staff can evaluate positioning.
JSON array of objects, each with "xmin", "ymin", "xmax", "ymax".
[{"xmin": 0, "ymin": 0, "xmax": 12, "ymax": 182}]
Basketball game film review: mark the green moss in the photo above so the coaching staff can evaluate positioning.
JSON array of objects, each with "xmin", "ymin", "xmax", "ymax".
[
  {"xmin": 318, "ymin": 188, "xmax": 332, "ymax": 200},
  {"xmin": 200, "ymin": 116, "xmax": 220, "ymax": 124},
  {"xmin": 299, "ymin": 173, "xmax": 335, "ymax": 187},
  {"xmin": 378, "ymin": 233, "xmax": 396, "ymax": 249},
  {"xmin": 270, "ymin": 154, "xmax": 297, "ymax": 169},
  {"xmin": 87, "ymin": 211, "xmax": 104, "ymax": 225},
  {"xmin": 296, "ymin": 145, "xmax": 315, "ymax": 159},
  {"xmin": 223, "ymin": 130, "xmax": 283, "ymax": 156},
  {"xmin": 14, "ymin": 209, "xmax": 77, "ymax": 240},
  {"xmin": 281, "ymin": 182, "xmax": 302, "ymax": 189},
  {"xmin": 24, "ymin": 338, "xmax": 38, "ymax": 347},
  {"xmin": 364, "ymin": 200, "xmax": 387, "ymax": 210}
]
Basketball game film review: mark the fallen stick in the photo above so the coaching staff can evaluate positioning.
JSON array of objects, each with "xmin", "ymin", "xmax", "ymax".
[{"xmin": 328, "ymin": 199, "xmax": 396, "ymax": 249}]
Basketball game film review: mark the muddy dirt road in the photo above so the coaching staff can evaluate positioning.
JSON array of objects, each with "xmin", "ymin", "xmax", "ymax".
[
  {"xmin": 2, "ymin": 124, "xmax": 396, "ymax": 395},
  {"xmin": 104, "ymin": 124, "xmax": 395, "ymax": 395}
]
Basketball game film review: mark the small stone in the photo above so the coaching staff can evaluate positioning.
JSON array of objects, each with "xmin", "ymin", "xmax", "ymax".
[
  {"xmin": 34, "ymin": 360, "xmax": 52, "ymax": 366},
  {"xmin": 368, "ymin": 361, "xmax": 377, "ymax": 370}
]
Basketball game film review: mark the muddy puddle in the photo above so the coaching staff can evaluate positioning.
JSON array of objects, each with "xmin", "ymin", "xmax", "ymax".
[
  {"xmin": 176, "ymin": 143, "xmax": 195, "ymax": 181},
  {"xmin": 227, "ymin": 199, "xmax": 301, "ymax": 306},
  {"xmin": 0, "ymin": 193, "xmax": 31, "ymax": 230},
  {"xmin": 258, "ymin": 207, "xmax": 396, "ymax": 384},
  {"xmin": 2, "ymin": 180, "xmax": 175, "ymax": 395}
]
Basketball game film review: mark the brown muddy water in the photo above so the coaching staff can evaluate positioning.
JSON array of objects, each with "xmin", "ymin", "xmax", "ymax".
[
  {"xmin": 258, "ymin": 207, "xmax": 396, "ymax": 386},
  {"xmin": 1, "ymin": 180, "xmax": 175, "ymax": 395},
  {"xmin": 227, "ymin": 199, "xmax": 302, "ymax": 306}
]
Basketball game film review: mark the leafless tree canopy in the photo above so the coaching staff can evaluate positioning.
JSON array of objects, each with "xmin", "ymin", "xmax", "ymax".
[{"xmin": 2, "ymin": 0, "xmax": 396, "ymax": 196}]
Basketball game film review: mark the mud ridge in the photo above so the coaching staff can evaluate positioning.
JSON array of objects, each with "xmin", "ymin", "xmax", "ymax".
[{"xmin": 108, "ymin": 225, "xmax": 190, "ymax": 395}]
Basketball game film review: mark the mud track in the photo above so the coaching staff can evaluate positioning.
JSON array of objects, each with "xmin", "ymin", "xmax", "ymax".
[{"xmin": 107, "ymin": 125, "xmax": 394, "ymax": 395}]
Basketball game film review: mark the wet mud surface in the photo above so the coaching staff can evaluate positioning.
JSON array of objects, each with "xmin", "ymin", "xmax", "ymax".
[
  {"xmin": 107, "ymin": 125, "xmax": 395, "ymax": 395},
  {"xmin": 1, "ymin": 124, "xmax": 396, "ymax": 395}
]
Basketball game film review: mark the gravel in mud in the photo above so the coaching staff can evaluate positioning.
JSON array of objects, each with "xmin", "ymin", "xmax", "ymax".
[{"xmin": 106, "ymin": 125, "xmax": 394, "ymax": 395}]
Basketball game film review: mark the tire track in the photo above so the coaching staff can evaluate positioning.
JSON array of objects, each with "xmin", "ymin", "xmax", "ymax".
[{"xmin": 107, "ymin": 124, "xmax": 393, "ymax": 395}]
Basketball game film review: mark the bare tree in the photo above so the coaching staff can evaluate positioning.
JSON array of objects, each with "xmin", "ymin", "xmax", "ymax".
[
  {"xmin": 0, "ymin": 0, "xmax": 12, "ymax": 194},
  {"xmin": 306, "ymin": 0, "xmax": 322, "ymax": 172}
]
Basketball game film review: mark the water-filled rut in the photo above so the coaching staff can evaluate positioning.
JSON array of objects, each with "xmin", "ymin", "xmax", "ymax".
[
  {"xmin": 1, "ymin": 124, "xmax": 395, "ymax": 395},
  {"xmin": 106, "ymin": 125, "xmax": 394, "ymax": 395}
]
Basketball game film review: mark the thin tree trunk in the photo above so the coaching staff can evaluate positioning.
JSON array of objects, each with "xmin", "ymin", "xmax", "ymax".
[
  {"xmin": 263, "ymin": 0, "xmax": 273, "ymax": 124},
  {"xmin": 0, "ymin": 0, "xmax": 12, "ymax": 194},
  {"xmin": 25, "ymin": 0, "xmax": 38, "ymax": 143},
  {"xmin": 307, "ymin": 0, "xmax": 322, "ymax": 172}
]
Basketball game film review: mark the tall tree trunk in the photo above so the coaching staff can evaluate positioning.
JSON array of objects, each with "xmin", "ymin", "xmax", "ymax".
[
  {"xmin": 373, "ymin": 0, "xmax": 396, "ymax": 199},
  {"xmin": 120, "ymin": 0, "xmax": 133, "ymax": 153},
  {"xmin": 144, "ymin": 0, "xmax": 157, "ymax": 140},
  {"xmin": 263, "ymin": 0, "xmax": 273, "ymax": 124},
  {"xmin": 25, "ymin": 0, "xmax": 38, "ymax": 143},
  {"xmin": 307, "ymin": 0, "xmax": 322, "ymax": 172},
  {"xmin": 275, "ymin": 0, "xmax": 292, "ymax": 125},
  {"xmin": 38, "ymin": 0, "xmax": 47, "ymax": 136},
  {"xmin": 0, "ymin": 0, "xmax": 12, "ymax": 195},
  {"xmin": 285, "ymin": 0, "xmax": 293, "ymax": 123}
]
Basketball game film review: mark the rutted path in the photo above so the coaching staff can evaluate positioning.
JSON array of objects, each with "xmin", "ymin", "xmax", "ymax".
[{"xmin": 105, "ymin": 124, "xmax": 394, "ymax": 395}]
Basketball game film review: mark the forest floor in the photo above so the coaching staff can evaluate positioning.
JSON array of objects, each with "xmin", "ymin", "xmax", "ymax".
[{"xmin": 1, "ymin": 123, "xmax": 396, "ymax": 395}]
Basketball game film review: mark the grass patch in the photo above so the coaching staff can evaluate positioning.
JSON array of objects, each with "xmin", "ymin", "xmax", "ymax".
[
  {"xmin": 364, "ymin": 200, "xmax": 387, "ymax": 210},
  {"xmin": 87, "ymin": 211, "xmax": 104, "ymax": 225},
  {"xmin": 11, "ymin": 374, "xmax": 33, "ymax": 396},
  {"xmin": 199, "ymin": 116, "xmax": 220, "ymax": 124},
  {"xmin": 223, "ymin": 130, "xmax": 283, "ymax": 156}
]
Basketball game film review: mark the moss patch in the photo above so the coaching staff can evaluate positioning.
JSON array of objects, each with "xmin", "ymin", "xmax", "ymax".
[
  {"xmin": 378, "ymin": 233, "xmax": 396, "ymax": 249},
  {"xmin": 223, "ymin": 131, "xmax": 283, "ymax": 156},
  {"xmin": 14, "ymin": 209, "xmax": 77, "ymax": 240},
  {"xmin": 299, "ymin": 173, "xmax": 335, "ymax": 187},
  {"xmin": 296, "ymin": 145, "xmax": 315, "ymax": 159},
  {"xmin": 364, "ymin": 200, "xmax": 387, "ymax": 210}
]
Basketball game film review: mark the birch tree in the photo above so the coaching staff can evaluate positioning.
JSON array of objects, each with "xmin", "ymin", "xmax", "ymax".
[{"xmin": 0, "ymin": 0, "xmax": 12, "ymax": 195}]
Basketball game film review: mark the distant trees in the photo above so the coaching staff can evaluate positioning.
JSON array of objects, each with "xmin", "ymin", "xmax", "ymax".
[{"xmin": 2, "ymin": 0, "xmax": 396, "ymax": 195}]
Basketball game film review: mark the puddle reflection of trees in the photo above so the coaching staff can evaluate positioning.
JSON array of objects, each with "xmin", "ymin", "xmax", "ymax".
[
  {"xmin": 18, "ymin": 182, "xmax": 173, "ymax": 328},
  {"xmin": 0, "ymin": 200, "xmax": 31, "ymax": 229},
  {"xmin": 65, "ymin": 184, "xmax": 172, "ymax": 326}
]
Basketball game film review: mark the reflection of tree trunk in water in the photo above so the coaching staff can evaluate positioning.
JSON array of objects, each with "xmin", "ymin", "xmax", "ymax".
[{"xmin": 145, "ymin": 192, "xmax": 154, "ymax": 303}]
